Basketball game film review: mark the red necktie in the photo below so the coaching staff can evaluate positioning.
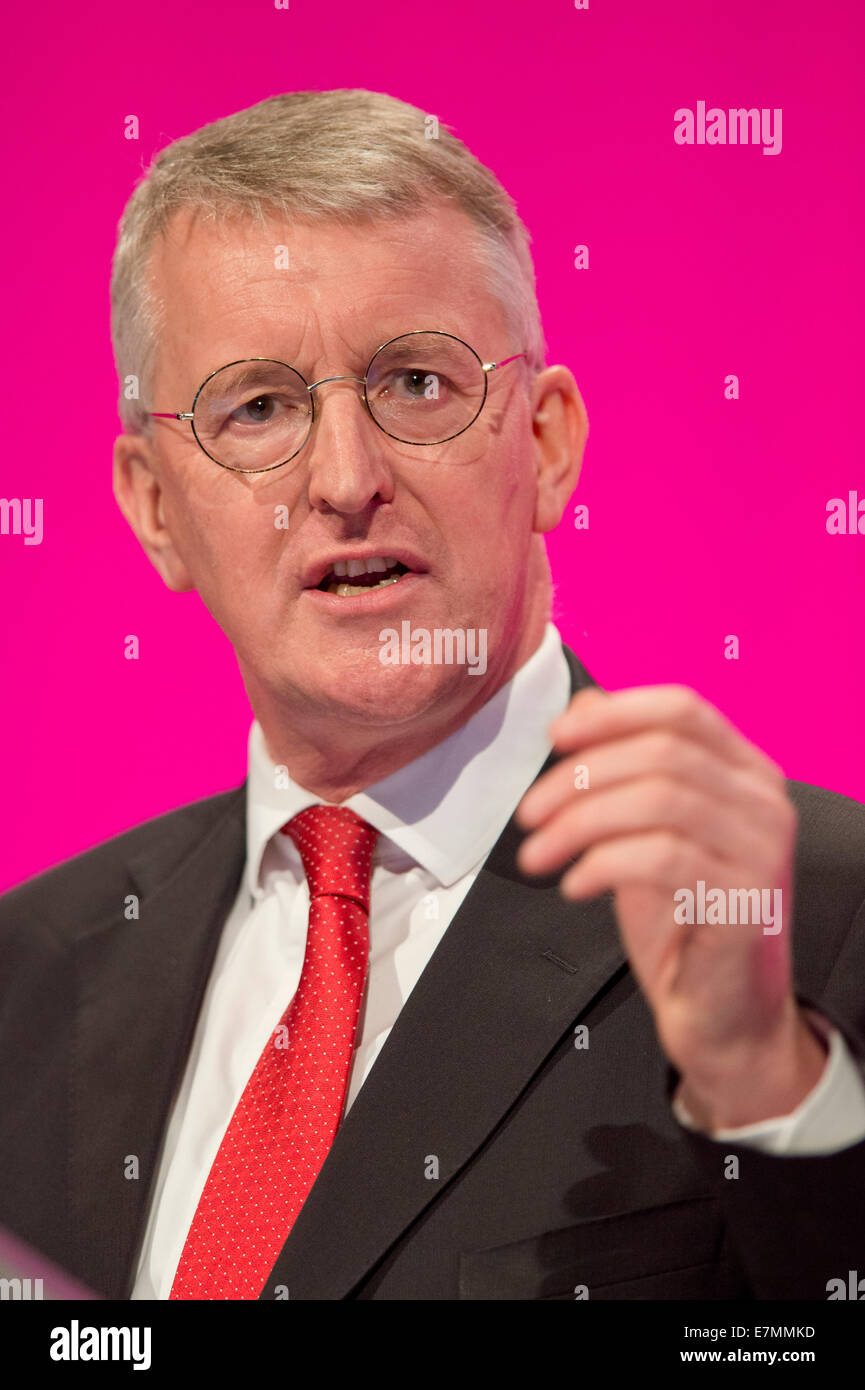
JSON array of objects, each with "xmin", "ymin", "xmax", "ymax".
[{"xmin": 169, "ymin": 804, "xmax": 378, "ymax": 1300}]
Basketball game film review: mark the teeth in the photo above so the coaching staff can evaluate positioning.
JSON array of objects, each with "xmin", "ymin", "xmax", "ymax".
[
  {"xmin": 328, "ymin": 556, "xmax": 397, "ymax": 581},
  {"xmin": 331, "ymin": 575, "xmax": 403, "ymax": 597}
]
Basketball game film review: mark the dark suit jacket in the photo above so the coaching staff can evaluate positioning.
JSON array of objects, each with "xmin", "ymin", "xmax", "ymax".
[{"xmin": 2, "ymin": 646, "xmax": 865, "ymax": 1300}]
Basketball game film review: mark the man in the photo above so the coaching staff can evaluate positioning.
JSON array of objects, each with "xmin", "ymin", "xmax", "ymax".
[{"xmin": 1, "ymin": 89, "xmax": 864, "ymax": 1302}]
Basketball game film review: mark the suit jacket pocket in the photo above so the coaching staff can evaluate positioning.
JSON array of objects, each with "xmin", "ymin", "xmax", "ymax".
[{"xmin": 458, "ymin": 1194, "xmax": 734, "ymax": 1300}]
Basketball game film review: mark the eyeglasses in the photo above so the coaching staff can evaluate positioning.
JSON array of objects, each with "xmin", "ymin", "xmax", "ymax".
[{"xmin": 149, "ymin": 330, "xmax": 527, "ymax": 474}]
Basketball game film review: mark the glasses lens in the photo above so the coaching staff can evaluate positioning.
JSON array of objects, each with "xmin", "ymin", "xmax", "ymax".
[
  {"xmin": 365, "ymin": 333, "xmax": 486, "ymax": 443},
  {"xmin": 193, "ymin": 360, "xmax": 311, "ymax": 471}
]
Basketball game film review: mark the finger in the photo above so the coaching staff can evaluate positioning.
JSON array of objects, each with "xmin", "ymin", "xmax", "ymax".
[
  {"xmin": 516, "ymin": 727, "xmax": 789, "ymax": 833},
  {"xmin": 516, "ymin": 774, "xmax": 792, "ymax": 878},
  {"xmin": 557, "ymin": 829, "xmax": 768, "ymax": 905},
  {"xmin": 549, "ymin": 685, "xmax": 782, "ymax": 780}
]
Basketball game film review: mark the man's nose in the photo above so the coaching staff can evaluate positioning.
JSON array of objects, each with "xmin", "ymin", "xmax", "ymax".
[{"xmin": 303, "ymin": 376, "xmax": 394, "ymax": 513}]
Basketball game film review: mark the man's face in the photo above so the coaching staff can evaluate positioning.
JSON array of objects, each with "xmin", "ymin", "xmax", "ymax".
[{"xmin": 119, "ymin": 203, "xmax": 581, "ymax": 736}]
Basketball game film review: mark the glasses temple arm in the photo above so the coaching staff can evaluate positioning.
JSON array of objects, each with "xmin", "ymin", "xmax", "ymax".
[{"xmin": 482, "ymin": 352, "xmax": 527, "ymax": 373}]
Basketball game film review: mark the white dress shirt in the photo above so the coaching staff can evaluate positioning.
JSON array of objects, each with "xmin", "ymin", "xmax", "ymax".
[{"xmin": 131, "ymin": 623, "xmax": 865, "ymax": 1299}]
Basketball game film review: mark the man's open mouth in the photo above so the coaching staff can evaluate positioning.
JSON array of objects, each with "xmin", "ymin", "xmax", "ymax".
[{"xmin": 316, "ymin": 556, "xmax": 411, "ymax": 597}]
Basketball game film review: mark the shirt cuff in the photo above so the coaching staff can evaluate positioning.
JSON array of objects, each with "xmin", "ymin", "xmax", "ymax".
[{"xmin": 671, "ymin": 1011, "xmax": 865, "ymax": 1154}]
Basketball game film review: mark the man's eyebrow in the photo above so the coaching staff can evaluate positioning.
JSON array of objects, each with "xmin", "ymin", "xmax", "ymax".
[
  {"xmin": 374, "ymin": 338, "xmax": 448, "ymax": 361},
  {"xmin": 202, "ymin": 332, "xmax": 468, "ymax": 391},
  {"xmin": 210, "ymin": 362, "xmax": 306, "ymax": 392}
]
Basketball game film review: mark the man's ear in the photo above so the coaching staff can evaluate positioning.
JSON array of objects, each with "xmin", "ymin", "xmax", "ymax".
[
  {"xmin": 112, "ymin": 433, "xmax": 195, "ymax": 592},
  {"xmin": 529, "ymin": 366, "xmax": 589, "ymax": 533}
]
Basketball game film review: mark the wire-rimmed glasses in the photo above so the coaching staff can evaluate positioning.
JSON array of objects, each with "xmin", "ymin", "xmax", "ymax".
[{"xmin": 149, "ymin": 330, "xmax": 527, "ymax": 474}]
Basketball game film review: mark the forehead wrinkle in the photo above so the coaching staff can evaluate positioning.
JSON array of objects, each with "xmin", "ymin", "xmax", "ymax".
[{"xmin": 150, "ymin": 209, "xmax": 510, "ymax": 392}]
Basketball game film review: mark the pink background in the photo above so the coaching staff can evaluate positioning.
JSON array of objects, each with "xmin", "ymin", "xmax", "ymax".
[{"xmin": 1, "ymin": 0, "xmax": 863, "ymax": 892}]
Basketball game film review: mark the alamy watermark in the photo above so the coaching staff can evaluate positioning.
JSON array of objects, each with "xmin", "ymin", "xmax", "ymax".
[
  {"xmin": 0, "ymin": 1276, "xmax": 43, "ymax": 1299},
  {"xmin": 673, "ymin": 880, "xmax": 782, "ymax": 935},
  {"xmin": 50, "ymin": 1321, "xmax": 151, "ymax": 1370},
  {"xmin": 0, "ymin": 497, "xmax": 42, "ymax": 545},
  {"xmin": 674, "ymin": 102, "xmax": 782, "ymax": 156},
  {"xmin": 379, "ymin": 623, "xmax": 487, "ymax": 675}
]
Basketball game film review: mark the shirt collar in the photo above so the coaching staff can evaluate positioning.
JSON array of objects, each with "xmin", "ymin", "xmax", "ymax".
[{"xmin": 244, "ymin": 621, "xmax": 571, "ymax": 895}]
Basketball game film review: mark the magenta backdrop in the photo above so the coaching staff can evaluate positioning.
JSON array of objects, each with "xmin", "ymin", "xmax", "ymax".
[{"xmin": 1, "ymin": 0, "xmax": 863, "ymax": 893}]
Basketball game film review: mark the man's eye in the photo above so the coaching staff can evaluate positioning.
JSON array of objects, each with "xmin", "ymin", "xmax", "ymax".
[
  {"xmin": 401, "ymin": 370, "xmax": 431, "ymax": 396},
  {"xmin": 232, "ymin": 394, "xmax": 278, "ymax": 423},
  {"xmin": 384, "ymin": 369, "xmax": 450, "ymax": 399},
  {"xmin": 227, "ymin": 392, "xmax": 306, "ymax": 426}
]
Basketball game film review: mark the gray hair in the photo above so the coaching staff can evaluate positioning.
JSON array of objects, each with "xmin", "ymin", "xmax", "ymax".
[{"xmin": 109, "ymin": 89, "xmax": 547, "ymax": 434}]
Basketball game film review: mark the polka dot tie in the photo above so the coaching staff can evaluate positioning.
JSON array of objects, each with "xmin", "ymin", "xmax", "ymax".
[{"xmin": 169, "ymin": 804, "xmax": 379, "ymax": 1300}]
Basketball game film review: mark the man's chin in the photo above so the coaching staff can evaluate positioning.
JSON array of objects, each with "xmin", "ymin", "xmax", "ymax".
[{"xmin": 302, "ymin": 659, "xmax": 478, "ymax": 728}]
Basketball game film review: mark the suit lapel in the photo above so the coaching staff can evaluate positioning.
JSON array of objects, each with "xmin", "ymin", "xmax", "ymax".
[
  {"xmin": 70, "ymin": 787, "xmax": 247, "ymax": 1299},
  {"xmin": 263, "ymin": 646, "xmax": 628, "ymax": 1299}
]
